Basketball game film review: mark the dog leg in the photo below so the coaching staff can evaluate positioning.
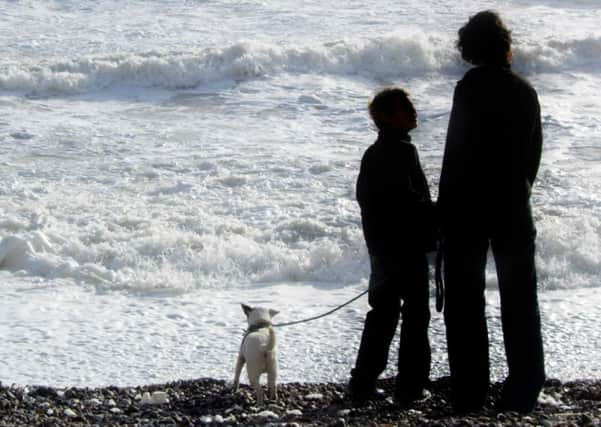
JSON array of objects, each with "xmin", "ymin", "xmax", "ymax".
[
  {"xmin": 233, "ymin": 354, "xmax": 245, "ymax": 391},
  {"xmin": 266, "ymin": 351, "xmax": 278, "ymax": 401},
  {"xmin": 248, "ymin": 372, "xmax": 264, "ymax": 405}
]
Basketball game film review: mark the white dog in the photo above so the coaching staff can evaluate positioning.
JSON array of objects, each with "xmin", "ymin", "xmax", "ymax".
[{"xmin": 233, "ymin": 304, "xmax": 279, "ymax": 404}]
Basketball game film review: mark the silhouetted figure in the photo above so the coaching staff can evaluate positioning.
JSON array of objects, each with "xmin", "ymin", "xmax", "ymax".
[
  {"xmin": 438, "ymin": 10, "xmax": 545, "ymax": 413},
  {"xmin": 349, "ymin": 88, "xmax": 436, "ymax": 406}
]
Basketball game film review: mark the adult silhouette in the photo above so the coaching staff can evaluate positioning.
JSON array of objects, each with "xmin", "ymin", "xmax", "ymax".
[{"xmin": 438, "ymin": 10, "xmax": 545, "ymax": 413}]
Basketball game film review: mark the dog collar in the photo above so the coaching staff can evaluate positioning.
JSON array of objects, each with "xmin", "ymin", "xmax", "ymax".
[
  {"xmin": 246, "ymin": 320, "xmax": 273, "ymax": 333},
  {"xmin": 243, "ymin": 320, "xmax": 273, "ymax": 338}
]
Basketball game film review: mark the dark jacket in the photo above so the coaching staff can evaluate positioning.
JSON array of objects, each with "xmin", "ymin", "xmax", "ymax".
[
  {"xmin": 438, "ymin": 65, "xmax": 542, "ymax": 236},
  {"xmin": 357, "ymin": 129, "xmax": 435, "ymax": 255}
]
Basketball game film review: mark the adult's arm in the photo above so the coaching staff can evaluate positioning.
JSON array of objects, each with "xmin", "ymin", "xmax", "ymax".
[
  {"xmin": 438, "ymin": 80, "xmax": 470, "ymax": 210},
  {"xmin": 526, "ymin": 93, "xmax": 543, "ymax": 188}
]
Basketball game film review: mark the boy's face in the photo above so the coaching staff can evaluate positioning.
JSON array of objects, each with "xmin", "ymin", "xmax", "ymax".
[{"xmin": 384, "ymin": 102, "xmax": 417, "ymax": 132}]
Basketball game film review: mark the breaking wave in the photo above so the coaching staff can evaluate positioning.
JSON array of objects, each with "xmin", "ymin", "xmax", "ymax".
[
  {"xmin": 2, "ymin": 34, "xmax": 600, "ymax": 97},
  {"xmin": 1, "ymin": 212, "xmax": 599, "ymax": 293},
  {"xmin": 0, "ymin": 226, "xmax": 369, "ymax": 293},
  {"xmin": 514, "ymin": 36, "xmax": 601, "ymax": 73}
]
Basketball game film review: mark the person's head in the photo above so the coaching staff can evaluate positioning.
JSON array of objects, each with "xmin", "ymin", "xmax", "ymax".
[
  {"xmin": 457, "ymin": 10, "xmax": 512, "ymax": 67},
  {"xmin": 368, "ymin": 87, "xmax": 417, "ymax": 132}
]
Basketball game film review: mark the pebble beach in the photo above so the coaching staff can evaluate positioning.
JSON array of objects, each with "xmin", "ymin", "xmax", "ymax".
[
  {"xmin": 2, "ymin": 2, "xmax": 601, "ymax": 426},
  {"xmin": 1, "ymin": 377, "xmax": 599, "ymax": 426}
]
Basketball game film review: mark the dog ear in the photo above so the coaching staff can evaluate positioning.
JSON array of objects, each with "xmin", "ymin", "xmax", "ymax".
[
  {"xmin": 269, "ymin": 309, "xmax": 279, "ymax": 318},
  {"xmin": 241, "ymin": 304, "xmax": 253, "ymax": 316}
]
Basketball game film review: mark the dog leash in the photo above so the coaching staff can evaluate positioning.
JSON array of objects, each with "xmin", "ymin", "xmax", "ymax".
[
  {"xmin": 271, "ymin": 289, "xmax": 368, "ymax": 328},
  {"xmin": 271, "ymin": 241, "xmax": 445, "ymax": 327}
]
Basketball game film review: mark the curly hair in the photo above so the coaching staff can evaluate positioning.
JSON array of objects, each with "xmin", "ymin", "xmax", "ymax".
[
  {"xmin": 368, "ymin": 87, "xmax": 414, "ymax": 130},
  {"xmin": 457, "ymin": 10, "xmax": 512, "ymax": 66}
]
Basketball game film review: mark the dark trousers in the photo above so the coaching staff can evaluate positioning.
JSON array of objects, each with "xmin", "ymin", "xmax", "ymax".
[
  {"xmin": 352, "ymin": 253, "xmax": 431, "ymax": 395},
  {"xmin": 443, "ymin": 232, "xmax": 545, "ymax": 411}
]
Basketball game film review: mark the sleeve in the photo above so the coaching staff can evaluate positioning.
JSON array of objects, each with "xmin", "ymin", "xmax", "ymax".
[
  {"xmin": 438, "ymin": 81, "xmax": 469, "ymax": 210},
  {"xmin": 526, "ymin": 92, "xmax": 543, "ymax": 188},
  {"xmin": 355, "ymin": 149, "xmax": 373, "ymax": 210},
  {"xmin": 409, "ymin": 145, "xmax": 432, "ymax": 202},
  {"xmin": 409, "ymin": 146, "xmax": 438, "ymax": 251},
  {"xmin": 356, "ymin": 149, "xmax": 379, "ymax": 253}
]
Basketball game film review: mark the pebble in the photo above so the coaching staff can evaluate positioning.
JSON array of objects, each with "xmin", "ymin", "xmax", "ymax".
[
  {"xmin": 64, "ymin": 408, "xmax": 77, "ymax": 418},
  {"xmin": 304, "ymin": 392, "xmax": 324, "ymax": 400},
  {"xmin": 255, "ymin": 409, "xmax": 279, "ymax": 419},
  {"xmin": 225, "ymin": 404, "xmax": 243, "ymax": 414},
  {"xmin": 110, "ymin": 407, "xmax": 122, "ymax": 414},
  {"xmin": 140, "ymin": 391, "xmax": 170, "ymax": 405},
  {"xmin": 151, "ymin": 391, "xmax": 170, "ymax": 404}
]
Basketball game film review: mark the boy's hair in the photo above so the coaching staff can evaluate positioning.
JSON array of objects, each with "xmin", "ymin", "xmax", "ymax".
[
  {"xmin": 368, "ymin": 87, "xmax": 414, "ymax": 130},
  {"xmin": 457, "ymin": 10, "xmax": 512, "ymax": 66}
]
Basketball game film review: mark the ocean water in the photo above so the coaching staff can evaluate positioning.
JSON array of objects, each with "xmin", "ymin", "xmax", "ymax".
[{"xmin": 1, "ymin": 0, "xmax": 600, "ymax": 387}]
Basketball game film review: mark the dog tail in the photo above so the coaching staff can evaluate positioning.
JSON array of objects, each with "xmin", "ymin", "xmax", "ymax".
[{"xmin": 267, "ymin": 326, "xmax": 277, "ymax": 352}]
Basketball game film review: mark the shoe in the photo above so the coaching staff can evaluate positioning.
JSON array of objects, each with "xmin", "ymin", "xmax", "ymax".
[
  {"xmin": 495, "ymin": 397, "xmax": 537, "ymax": 413},
  {"xmin": 394, "ymin": 388, "xmax": 430, "ymax": 408},
  {"xmin": 347, "ymin": 376, "xmax": 385, "ymax": 406},
  {"xmin": 452, "ymin": 400, "xmax": 485, "ymax": 414},
  {"xmin": 496, "ymin": 381, "xmax": 541, "ymax": 413},
  {"xmin": 346, "ymin": 385, "xmax": 386, "ymax": 406}
]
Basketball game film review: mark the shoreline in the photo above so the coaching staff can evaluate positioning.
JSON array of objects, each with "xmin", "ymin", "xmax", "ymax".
[
  {"xmin": 2, "ymin": 284, "xmax": 600, "ymax": 388},
  {"xmin": 1, "ymin": 377, "xmax": 599, "ymax": 426}
]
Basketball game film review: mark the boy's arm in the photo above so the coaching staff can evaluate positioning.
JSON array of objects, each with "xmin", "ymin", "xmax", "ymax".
[
  {"xmin": 408, "ymin": 145, "xmax": 432, "ymax": 202},
  {"xmin": 408, "ymin": 145, "xmax": 438, "ymax": 251},
  {"xmin": 356, "ymin": 148, "xmax": 382, "ymax": 255},
  {"xmin": 358, "ymin": 145, "xmax": 410, "ymax": 255}
]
